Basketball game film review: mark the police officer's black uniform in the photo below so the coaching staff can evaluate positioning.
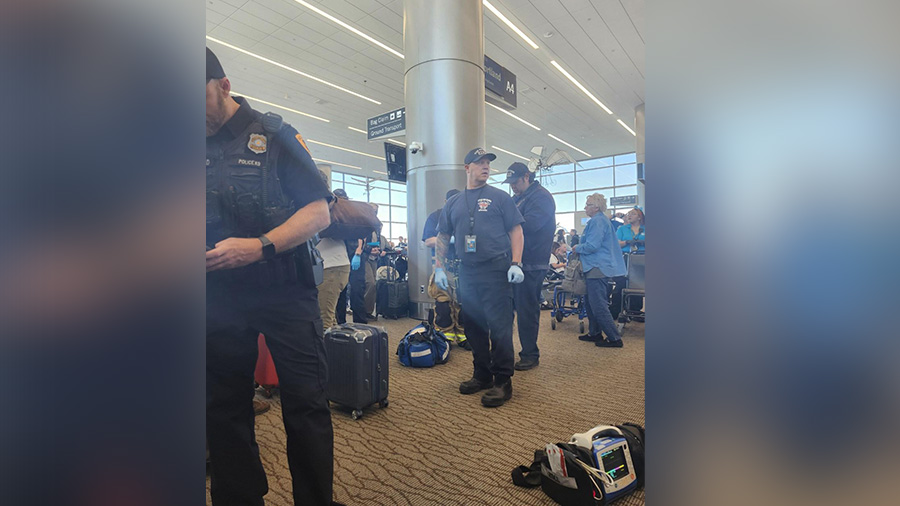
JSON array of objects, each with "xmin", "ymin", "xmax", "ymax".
[
  {"xmin": 206, "ymin": 91, "xmax": 334, "ymax": 505},
  {"xmin": 438, "ymin": 166, "xmax": 524, "ymax": 392}
]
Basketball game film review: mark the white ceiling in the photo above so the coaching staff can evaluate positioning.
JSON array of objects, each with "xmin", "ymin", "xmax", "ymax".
[{"xmin": 206, "ymin": 0, "xmax": 644, "ymax": 179}]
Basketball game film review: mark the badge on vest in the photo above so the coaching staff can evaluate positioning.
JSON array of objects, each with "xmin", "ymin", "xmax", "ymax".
[{"xmin": 248, "ymin": 134, "xmax": 267, "ymax": 154}]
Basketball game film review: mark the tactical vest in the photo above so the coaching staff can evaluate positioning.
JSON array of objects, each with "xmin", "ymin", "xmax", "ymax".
[{"xmin": 206, "ymin": 111, "xmax": 321, "ymax": 287}]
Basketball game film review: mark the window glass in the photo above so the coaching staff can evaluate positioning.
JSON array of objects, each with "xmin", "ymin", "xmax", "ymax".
[
  {"xmin": 380, "ymin": 223, "xmax": 391, "ymax": 240},
  {"xmin": 577, "ymin": 168, "xmax": 614, "ymax": 190},
  {"xmin": 391, "ymin": 189, "xmax": 407, "ymax": 208},
  {"xmin": 369, "ymin": 186, "xmax": 390, "ymax": 205},
  {"xmin": 344, "ymin": 183, "xmax": 367, "ymax": 202},
  {"xmin": 555, "ymin": 213, "xmax": 575, "ymax": 233},
  {"xmin": 614, "ymin": 153, "xmax": 637, "ymax": 165},
  {"xmin": 542, "ymin": 171, "xmax": 575, "ymax": 193},
  {"xmin": 614, "ymin": 164, "xmax": 637, "ymax": 186},
  {"xmin": 543, "ymin": 163, "xmax": 575, "ymax": 176},
  {"xmin": 614, "ymin": 185, "xmax": 637, "ymax": 198},
  {"xmin": 331, "ymin": 172, "xmax": 346, "ymax": 184},
  {"xmin": 553, "ymin": 192, "xmax": 576, "ymax": 213},
  {"xmin": 390, "ymin": 206, "xmax": 407, "ymax": 223},
  {"xmin": 578, "ymin": 157, "xmax": 613, "ymax": 170},
  {"xmin": 488, "ymin": 174, "xmax": 506, "ymax": 186},
  {"xmin": 374, "ymin": 204, "xmax": 389, "ymax": 224},
  {"xmin": 391, "ymin": 223, "xmax": 408, "ymax": 241},
  {"xmin": 370, "ymin": 179, "xmax": 390, "ymax": 190},
  {"xmin": 389, "ymin": 181, "xmax": 406, "ymax": 192}
]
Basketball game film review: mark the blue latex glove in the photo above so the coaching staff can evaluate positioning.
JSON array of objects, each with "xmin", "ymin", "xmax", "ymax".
[
  {"xmin": 434, "ymin": 268, "xmax": 449, "ymax": 290},
  {"xmin": 508, "ymin": 264, "xmax": 524, "ymax": 284},
  {"xmin": 351, "ymin": 254, "xmax": 361, "ymax": 270}
]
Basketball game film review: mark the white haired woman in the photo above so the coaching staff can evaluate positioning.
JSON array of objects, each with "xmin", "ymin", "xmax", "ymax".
[{"xmin": 572, "ymin": 193, "xmax": 627, "ymax": 347}]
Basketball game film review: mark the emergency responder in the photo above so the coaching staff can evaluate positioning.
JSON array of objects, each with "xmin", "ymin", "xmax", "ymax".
[
  {"xmin": 435, "ymin": 148, "xmax": 525, "ymax": 407},
  {"xmin": 423, "ymin": 189, "xmax": 469, "ymax": 348},
  {"xmin": 502, "ymin": 162, "xmax": 556, "ymax": 370},
  {"xmin": 205, "ymin": 48, "xmax": 338, "ymax": 506}
]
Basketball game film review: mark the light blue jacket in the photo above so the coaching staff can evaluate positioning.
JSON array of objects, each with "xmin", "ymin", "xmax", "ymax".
[{"xmin": 576, "ymin": 213, "xmax": 627, "ymax": 277}]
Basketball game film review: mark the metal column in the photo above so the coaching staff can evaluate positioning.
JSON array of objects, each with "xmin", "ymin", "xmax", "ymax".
[{"xmin": 403, "ymin": 0, "xmax": 485, "ymax": 319}]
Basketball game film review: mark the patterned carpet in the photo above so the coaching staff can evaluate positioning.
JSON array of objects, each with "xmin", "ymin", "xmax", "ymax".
[{"xmin": 206, "ymin": 311, "xmax": 645, "ymax": 506}]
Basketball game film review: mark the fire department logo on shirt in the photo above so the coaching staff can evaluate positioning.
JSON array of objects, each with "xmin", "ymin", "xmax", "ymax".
[
  {"xmin": 477, "ymin": 198, "xmax": 492, "ymax": 211},
  {"xmin": 248, "ymin": 133, "xmax": 267, "ymax": 154}
]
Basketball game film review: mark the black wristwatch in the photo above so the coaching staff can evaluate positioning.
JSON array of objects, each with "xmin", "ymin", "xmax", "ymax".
[
  {"xmin": 258, "ymin": 235, "xmax": 276, "ymax": 260},
  {"xmin": 511, "ymin": 261, "xmax": 522, "ymax": 267}
]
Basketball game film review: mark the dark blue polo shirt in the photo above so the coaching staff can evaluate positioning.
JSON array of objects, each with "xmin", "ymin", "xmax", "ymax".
[{"xmin": 438, "ymin": 184, "xmax": 524, "ymax": 265}]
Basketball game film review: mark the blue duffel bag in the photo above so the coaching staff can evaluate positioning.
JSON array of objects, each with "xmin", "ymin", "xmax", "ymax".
[{"xmin": 396, "ymin": 323, "xmax": 450, "ymax": 367}]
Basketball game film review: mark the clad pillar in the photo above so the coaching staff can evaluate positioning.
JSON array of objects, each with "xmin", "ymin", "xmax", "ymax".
[
  {"xmin": 635, "ymin": 103, "xmax": 645, "ymax": 210},
  {"xmin": 403, "ymin": 0, "xmax": 485, "ymax": 319}
]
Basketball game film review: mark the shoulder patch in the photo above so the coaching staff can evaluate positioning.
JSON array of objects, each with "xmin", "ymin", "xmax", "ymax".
[{"xmin": 295, "ymin": 134, "xmax": 311, "ymax": 155}]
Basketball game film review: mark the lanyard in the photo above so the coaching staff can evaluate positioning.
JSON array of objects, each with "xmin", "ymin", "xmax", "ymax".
[{"xmin": 464, "ymin": 186, "xmax": 486, "ymax": 235}]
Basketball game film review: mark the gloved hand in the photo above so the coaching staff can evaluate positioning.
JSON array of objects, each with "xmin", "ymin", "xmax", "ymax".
[
  {"xmin": 508, "ymin": 264, "xmax": 524, "ymax": 284},
  {"xmin": 351, "ymin": 254, "xmax": 361, "ymax": 270},
  {"xmin": 449, "ymin": 236, "xmax": 455, "ymax": 245},
  {"xmin": 434, "ymin": 268, "xmax": 449, "ymax": 290}
]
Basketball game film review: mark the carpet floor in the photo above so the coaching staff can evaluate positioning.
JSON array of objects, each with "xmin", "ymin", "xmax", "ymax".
[{"xmin": 207, "ymin": 311, "xmax": 645, "ymax": 506}]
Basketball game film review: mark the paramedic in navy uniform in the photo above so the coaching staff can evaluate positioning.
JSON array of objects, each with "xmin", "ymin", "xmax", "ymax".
[
  {"xmin": 435, "ymin": 148, "xmax": 525, "ymax": 407},
  {"xmin": 503, "ymin": 162, "xmax": 557, "ymax": 371},
  {"xmin": 205, "ymin": 48, "xmax": 339, "ymax": 506}
]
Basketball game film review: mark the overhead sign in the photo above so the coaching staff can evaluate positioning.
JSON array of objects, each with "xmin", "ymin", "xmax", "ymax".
[
  {"xmin": 610, "ymin": 195, "xmax": 638, "ymax": 207},
  {"xmin": 367, "ymin": 107, "xmax": 406, "ymax": 141},
  {"xmin": 484, "ymin": 55, "xmax": 517, "ymax": 110}
]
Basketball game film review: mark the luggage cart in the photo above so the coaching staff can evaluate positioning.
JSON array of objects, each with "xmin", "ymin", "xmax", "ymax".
[{"xmin": 550, "ymin": 285, "xmax": 588, "ymax": 334}]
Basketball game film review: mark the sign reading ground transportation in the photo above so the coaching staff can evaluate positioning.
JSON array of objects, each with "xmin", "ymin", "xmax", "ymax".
[
  {"xmin": 484, "ymin": 55, "xmax": 517, "ymax": 109},
  {"xmin": 367, "ymin": 107, "xmax": 406, "ymax": 141},
  {"xmin": 610, "ymin": 195, "xmax": 638, "ymax": 206}
]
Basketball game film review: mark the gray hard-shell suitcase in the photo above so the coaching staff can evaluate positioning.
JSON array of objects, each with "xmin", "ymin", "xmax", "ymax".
[{"xmin": 324, "ymin": 323, "xmax": 389, "ymax": 420}]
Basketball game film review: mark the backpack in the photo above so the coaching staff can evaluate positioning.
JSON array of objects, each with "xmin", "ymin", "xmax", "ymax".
[
  {"xmin": 561, "ymin": 253, "xmax": 586, "ymax": 295},
  {"xmin": 396, "ymin": 323, "xmax": 450, "ymax": 368}
]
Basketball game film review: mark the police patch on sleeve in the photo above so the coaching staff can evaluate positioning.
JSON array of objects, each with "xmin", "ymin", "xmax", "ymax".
[
  {"xmin": 295, "ymin": 133, "xmax": 311, "ymax": 155},
  {"xmin": 248, "ymin": 133, "xmax": 267, "ymax": 154}
]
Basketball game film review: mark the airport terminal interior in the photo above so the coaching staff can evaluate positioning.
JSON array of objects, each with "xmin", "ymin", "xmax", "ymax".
[{"xmin": 206, "ymin": 0, "xmax": 645, "ymax": 504}]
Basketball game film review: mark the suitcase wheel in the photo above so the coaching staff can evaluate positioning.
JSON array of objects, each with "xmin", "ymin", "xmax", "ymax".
[
  {"xmin": 351, "ymin": 409, "xmax": 363, "ymax": 420},
  {"xmin": 379, "ymin": 399, "xmax": 389, "ymax": 409}
]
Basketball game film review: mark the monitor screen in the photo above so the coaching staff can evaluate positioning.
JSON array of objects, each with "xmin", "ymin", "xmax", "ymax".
[
  {"xmin": 384, "ymin": 142, "xmax": 407, "ymax": 182},
  {"xmin": 600, "ymin": 446, "xmax": 630, "ymax": 481}
]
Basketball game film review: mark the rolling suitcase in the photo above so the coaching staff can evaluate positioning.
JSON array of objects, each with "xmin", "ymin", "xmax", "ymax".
[
  {"xmin": 376, "ymin": 279, "xmax": 409, "ymax": 319},
  {"xmin": 324, "ymin": 323, "xmax": 389, "ymax": 420}
]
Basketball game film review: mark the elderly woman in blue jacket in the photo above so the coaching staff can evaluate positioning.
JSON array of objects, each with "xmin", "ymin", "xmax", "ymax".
[{"xmin": 572, "ymin": 193, "xmax": 627, "ymax": 347}]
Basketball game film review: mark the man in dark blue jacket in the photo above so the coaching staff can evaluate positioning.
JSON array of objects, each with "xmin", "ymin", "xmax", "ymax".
[{"xmin": 503, "ymin": 162, "xmax": 556, "ymax": 370}]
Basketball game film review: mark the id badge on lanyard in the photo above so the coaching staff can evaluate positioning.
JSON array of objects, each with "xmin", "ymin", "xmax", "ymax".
[{"xmin": 465, "ymin": 234, "xmax": 477, "ymax": 253}]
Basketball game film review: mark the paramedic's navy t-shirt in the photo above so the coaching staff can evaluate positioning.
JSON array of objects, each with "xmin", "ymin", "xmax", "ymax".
[{"xmin": 438, "ymin": 184, "xmax": 524, "ymax": 264}]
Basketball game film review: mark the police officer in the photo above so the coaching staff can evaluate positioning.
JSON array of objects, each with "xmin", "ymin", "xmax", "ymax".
[
  {"xmin": 502, "ymin": 162, "xmax": 556, "ymax": 371},
  {"xmin": 423, "ymin": 189, "xmax": 469, "ymax": 348},
  {"xmin": 205, "ymin": 48, "xmax": 338, "ymax": 506},
  {"xmin": 435, "ymin": 148, "xmax": 525, "ymax": 407}
]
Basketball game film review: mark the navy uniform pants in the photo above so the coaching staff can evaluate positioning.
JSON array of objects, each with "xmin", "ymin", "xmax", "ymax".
[
  {"xmin": 458, "ymin": 261, "xmax": 515, "ymax": 384},
  {"xmin": 207, "ymin": 285, "xmax": 333, "ymax": 506},
  {"xmin": 513, "ymin": 267, "xmax": 547, "ymax": 361}
]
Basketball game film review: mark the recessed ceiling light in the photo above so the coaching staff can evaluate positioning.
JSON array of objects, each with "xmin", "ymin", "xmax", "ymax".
[
  {"xmin": 485, "ymin": 102, "xmax": 541, "ymax": 131},
  {"xmin": 233, "ymin": 92, "xmax": 330, "ymax": 123},
  {"xmin": 206, "ymin": 36, "xmax": 382, "ymax": 105},
  {"xmin": 483, "ymin": 0, "xmax": 539, "ymax": 49},
  {"xmin": 549, "ymin": 60, "xmax": 612, "ymax": 115},
  {"xmin": 617, "ymin": 119, "xmax": 637, "ymax": 136},
  {"xmin": 307, "ymin": 139, "xmax": 384, "ymax": 160},
  {"xmin": 373, "ymin": 170, "xmax": 387, "ymax": 175},
  {"xmin": 292, "ymin": 0, "xmax": 404, "ymax": 59},
  {"xmin": 490, "ymin": 145, "xmax": 530, "ymax": 162},
  {"xmin": 547, "ymin": 133, "xmax": 591, "ymax": 158},
  {"xmin": 347, "ymin": 126, "xmax": 367, "ymax": 134},
  {"xmin": 312, "ymin": 157, "xmax": 361, "ymax": 170}
]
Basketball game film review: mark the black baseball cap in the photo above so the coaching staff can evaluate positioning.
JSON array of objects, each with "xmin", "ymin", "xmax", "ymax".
[
  {"xmin": 445, "ymin": 189, "xmax": 460, "ymax": 200},
  {"xmin": 207, "ymin": 47, "xmax": 226, "ymax": 82},
  {"xmin": 502, "ymin": 162, "xmax": 530, "ymax": 184},
  {"xmin": 463, "ymin": 147, "xmax": 496, "ymax": 165}
]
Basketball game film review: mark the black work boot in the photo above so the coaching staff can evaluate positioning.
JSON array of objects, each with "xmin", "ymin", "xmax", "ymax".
[
  {"xmin": 595, "ymin": 338, "xmax": 624, "ymax": 348},
  {"xmin": 578, "ymin": 333, "xmax": 603, "ymax": 342},
  {"xmin": 459, "ymin": 376, "xmax": 494, "ymax": 395},
  {"xmin": 481, "ymin": 380, "xmax": 512, "ymax": 407},
  {"xmin": 514, "ymin": 357, "xmax": 539, "ymax": 371}
]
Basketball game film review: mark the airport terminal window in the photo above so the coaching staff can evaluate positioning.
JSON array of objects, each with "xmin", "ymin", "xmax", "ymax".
[
  {"xmin": 369, "ymin": 186, "xmax": 390, "ymax": 205},
  {"xmin": 542, "ymin": 170, "xmax": 575, "ymax": 193},
  {"xmin": 553, "ymin": 192, "xmax": 577, "ymax": 213}
]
